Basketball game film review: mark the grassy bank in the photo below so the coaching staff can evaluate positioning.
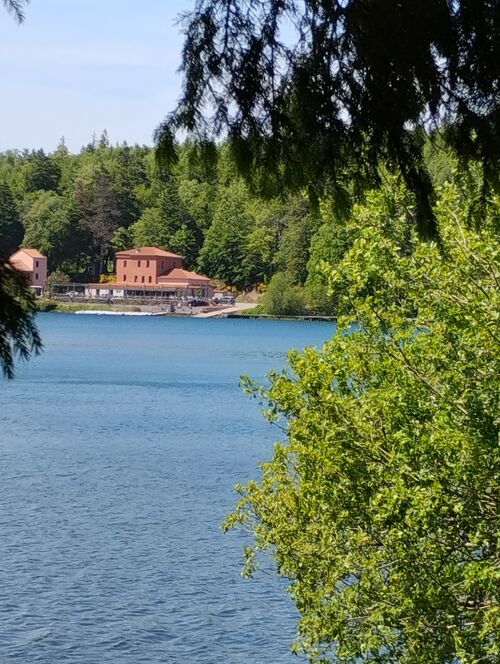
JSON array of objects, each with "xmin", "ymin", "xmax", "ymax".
[{"xmin": 35, "ymin": 299, "xmax": 141, "ymax": 313}]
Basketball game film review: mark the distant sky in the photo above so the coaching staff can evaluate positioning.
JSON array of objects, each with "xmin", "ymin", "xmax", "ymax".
[{"xmin": 0, "ymin": 0, "xmax": 192, "ymax": 152}]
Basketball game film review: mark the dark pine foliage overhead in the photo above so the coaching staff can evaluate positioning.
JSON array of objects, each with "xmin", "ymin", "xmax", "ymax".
[
  {"xmin": 2, "ymin": 0, "xmax": 29, "ymax": 23},
  {"xmin": 157, "ymin": 0, "xmax": 500, "ymax": 236},
  {"xmin": 0, "ymin": 260, "xmax": 41, "ymax": 378}
]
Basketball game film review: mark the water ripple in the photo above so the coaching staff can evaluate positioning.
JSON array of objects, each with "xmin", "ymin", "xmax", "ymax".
[{"xmin": 0, "ymin": 314, "xmax": 334, "ymax": 663}]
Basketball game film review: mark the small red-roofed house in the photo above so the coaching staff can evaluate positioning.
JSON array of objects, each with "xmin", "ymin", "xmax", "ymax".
[{"xmin": 9, "ymin": 248, "xmax": 48, "ymax": 295}]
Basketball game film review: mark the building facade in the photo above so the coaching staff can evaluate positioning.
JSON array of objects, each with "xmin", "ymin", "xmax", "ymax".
[
  {"xmin": 10, "ymin": 248, "xmax": 48, "ymax": 295},
  {"xmin": 116, "ymin": 247, "xmax": 184, "ymax": 286},
  {"xmin": 86, "ymin": 247, "xmax": 213, "ymax": 300}
]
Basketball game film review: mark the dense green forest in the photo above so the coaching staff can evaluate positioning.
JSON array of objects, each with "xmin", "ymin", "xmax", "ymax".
[
  {"xmin": 0, "ymin": 133, "xmax": 460, "ymax": 315},
  {"xmin": 0, "ymin": 135, "xmax": 315, "ymax": 290}
]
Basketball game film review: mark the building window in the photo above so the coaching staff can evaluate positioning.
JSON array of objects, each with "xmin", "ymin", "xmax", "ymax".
[
  {"xmin": 134, "ymin": 276, "xmax": 138, "ymax": 283},
  {"xmin": 138, "ymin": 260, "xmax": 141, "ymax": 267},
  {"xmin": 35, "ymin": 273, "xmax": 39, "ymax": 280},
  {"xmin": 148, "ymin": 276, "xmax": 152, "ymax": 283},
  {"xmin": 123, "ymin": 274, "xmax": 126, "ymax": 281},
  {"xmin": 141, "ymin": 276, "xmax": 145, "ymax": 283},
  {"xmin": 35, "ymin": 260, "xmax": 39, "ymax": 268},
  {"xmin": 146, "ymin": 260, "xmax": 150, "ymax": 267},
  {"xmin": 124, "ymin": 260, "xmax": 127, "ymax": 267}
]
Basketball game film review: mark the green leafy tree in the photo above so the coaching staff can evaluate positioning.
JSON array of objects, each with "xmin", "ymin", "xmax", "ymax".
[
  {"xmin": 260, "ymin": 271, "xmax": 305, "ymax": 316},
  {"xmin": 112, "ymin": 225, "xmax": 134, "ymax": 253},
  {"xmin": 46, "ymin": 270, "xmax": 70, "ymax": 292},
  {"xmin": 105, "ymin": 141, "xmax": 149, "ymax": 205},
  {"xmin": 177, "ymin": 176, "xmax": 215, "ymax": 235},
  {"xmin": 306, "ymin": 210, "xmax": 352, "ymax": 314},
  {"xmin": 198, "ymin": 180, "xmax": 255, "ymax": 287},
  {"xmin": 131, "ymin": 176, "xmax": 202, "ymax": 267},
  {"xmin": 167, "ymin": 225, "xmax": 200, "ymax": 267},
  {"xmin": 238, "ymin": 195, "xmax": 283, "ymax": 285},
  {"xmin": 226, "ymin": 180, "xmax": 499, "ymax": 662},
  {"xmin": 0, "ymin": 150, "xmax": 26, "ymax": 198},
  {"xmin": 74, "ymin": 168, "xmax": 138, "ymax": 273},
  {"xmin": 306, "ymin": 182, "xmax": 417, "ymax": 314},
  {"xmin": 130, "ymin": 207, "xmax": 166, "ymax": 247},
  {"xmin": 244, "ymin": 224, "xmax": 274, "ymax": 285},
  {"xmin": 52, "ymin": 138, "xmax": 79, "ymax": 193},
  {"xmin": 23, "ymin": 149, "xmax": 61, "ymax": 193},
  {"xmin": 22, "ymin": 190, "xmax": 87, "ymax": 273},
  {"xmin": 273, "ymin": 197, "xmax": 318, "ymax": 285},
  {"xmin": 158, "ymin": 0, "xmax": 500, "ymax": 237},
  {"xmin": 132, "ymin": 206, "xmax": 201, "ymax": 267},
  {"xmin": 0, "ymin": 181, "xmax": 23, "ymax": 257},
  {"xmin": 175, "ymin": 141, "xmax": 217, "ymax": 232},
  {"xmin": 155, "ymin": 177, "xmax": 202, "ymax": 266}
]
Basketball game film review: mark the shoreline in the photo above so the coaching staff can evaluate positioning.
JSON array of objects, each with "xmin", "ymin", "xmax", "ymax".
[
  {"xmin": 227, "ymin": 312, "xmax": 336, "ymax": 322},
  {"xmin": 36, "ymin": 300, "xmax": 336, "ymax": 322}
]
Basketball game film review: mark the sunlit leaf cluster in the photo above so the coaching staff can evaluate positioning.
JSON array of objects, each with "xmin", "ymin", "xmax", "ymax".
[{"xmin": 226, "ymin": 179, "xmax": 499, "ymax": 662}]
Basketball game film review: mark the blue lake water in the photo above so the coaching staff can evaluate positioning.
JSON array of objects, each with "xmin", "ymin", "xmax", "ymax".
[{"xmin": 0, "ymin": 313, "xmax": 335, "ymax": 663}]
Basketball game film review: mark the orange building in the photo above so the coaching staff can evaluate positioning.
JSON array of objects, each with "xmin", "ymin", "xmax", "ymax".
[
  {"xmin": 10, "ymin": 248, "xmax": 48, "ymax": 295},
  {"xmin": 116, "ymin": 247, "xmax": 183, "ymax": 285},
  {"xmin": 87, "ymin": 247, "xmax": 213, "ymax": 300}
]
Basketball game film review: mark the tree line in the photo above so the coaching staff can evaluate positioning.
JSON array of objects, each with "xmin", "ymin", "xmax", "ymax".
[
  {"xmin": 0, "ymin": 132, "xmax": 461, "ymax": 314},
  {"xmin": 0, "ymin": 135, "xmax": 314, "ymax": 291}
]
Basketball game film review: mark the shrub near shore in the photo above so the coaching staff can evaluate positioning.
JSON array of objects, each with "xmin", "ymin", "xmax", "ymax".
[{"xmin": 36, "ymin": 299, "xmax": 130, "ymax": 313}]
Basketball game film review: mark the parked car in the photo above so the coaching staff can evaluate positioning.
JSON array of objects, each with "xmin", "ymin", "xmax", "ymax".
[{"xmin": 218, "ymin": 294, "xmax": 235, "ymax": 305}]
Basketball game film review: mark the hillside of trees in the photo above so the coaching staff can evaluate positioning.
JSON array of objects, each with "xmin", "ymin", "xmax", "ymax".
[{"xmin": 0, "ymin": 132, "xmax": 460, "ymax": 315}]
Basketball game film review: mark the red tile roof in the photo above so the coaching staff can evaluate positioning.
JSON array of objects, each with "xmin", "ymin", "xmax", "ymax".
[
  {"xmin": 115, "ymin": 246, "xmax": 184, "ymax": 259},
  {"xmin": 10, "ymin": 257, "xmax": 32, "ymax": 272},
  {"xmin": 20, "ymin": 248, "xmax": 46, "ymax": 258},
  {"xmin": 10, "ymin": 247, "xmax": 47, "ymax": 270},
  {"xmin": 159, "ymin": 267, "xmax": 210, "ymax": 283}
]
